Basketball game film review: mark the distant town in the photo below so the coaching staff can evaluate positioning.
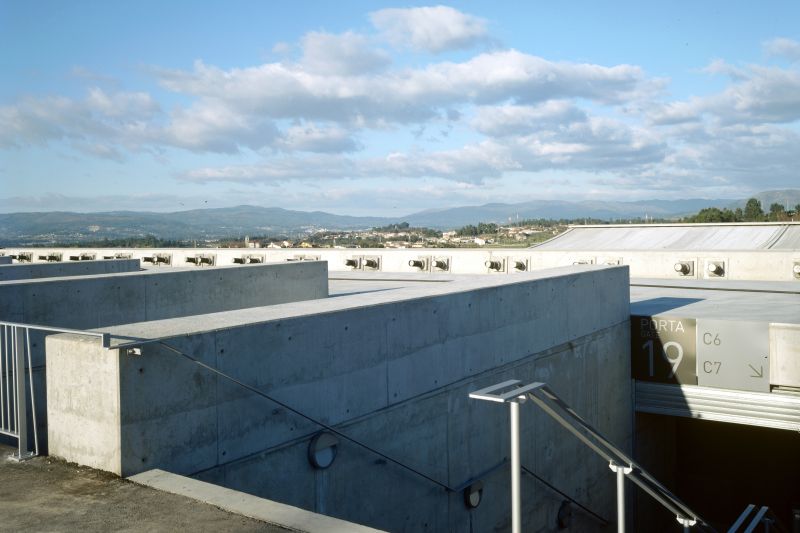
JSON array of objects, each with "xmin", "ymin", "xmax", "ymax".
[{"xmin": 1, "ymin": 197, "xmax": 797, "ymax": 249}]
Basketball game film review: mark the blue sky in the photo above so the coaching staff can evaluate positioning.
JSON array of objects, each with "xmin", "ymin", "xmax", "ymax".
[{"xmin": 2, "ymin": 1, "xmax": 799, "ymax": 215}]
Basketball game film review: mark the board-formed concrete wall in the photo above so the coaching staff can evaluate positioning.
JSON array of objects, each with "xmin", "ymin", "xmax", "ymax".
[
  {"xmin": 47, "ymin": 265, "xmax": 631, "ymax": 532},
  {"xmin": 2, "ymin": 261, "xmax": 328, "ymax": 452},
  {"xmin": 0, "ymin": 258, "xmax": 140, "ymax": 281}
]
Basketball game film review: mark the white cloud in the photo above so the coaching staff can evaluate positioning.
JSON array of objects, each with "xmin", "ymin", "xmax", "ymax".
[
  {"xmin": 86, "ymin": 87, "xmax": 159, "ymax": 118},
  {"xmin": 300, "ymin": 31, "xmax": 390, "ymax": 75},
  {"xmin": 164, "ymin": 100, "xmax": 278, "ymax": 153},
  {"xmin": 646, "ymin": 100, "xmax": 703, "ymax": 125},
  {"xmin": 155, "ymin": 50, "xmax": 647, "ymax": 128},
  {"xmin": 180, "ymin": 141, "xmax": 514, "ymax": 184},
  {"xmin": 4, "ymin": 18, "xmax": 799, "ymax": 204},
  {"xmin": 764, "ymin": 37, "xmax": 800, "ymax": 62},
  {"xmin": 180, "ymin": 111, "xmax": 666, "ymax": 185},
  {"xmin": 710, "ymin": 65, "xmax": 800, "ymax": 123},
  {"xmin": 701, "ymin": 59, "xmax": 749, "ymax": 80},
  {"xmin": 70, "ymin": 141, "xmax": 125, "ymax": 162},
  {"xmin": 370, "ymin": 6, "xmax": 489, "ymax": 53},
  {"xmin": 472, "ymin": 101, "xmax": 588, "ymax": 137},
  {"xmin": 649, "ymin": 63, "xmax": 800, "ymax": 125},
  {"xmin": 277, "ymin": 123, "xmax": 359, "ymax": 153},
  {"xmin": 0, "ymin": 92, "xmax": 125, "ymax": 148}
]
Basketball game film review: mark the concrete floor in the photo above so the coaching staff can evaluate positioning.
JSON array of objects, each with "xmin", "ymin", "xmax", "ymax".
[{"xmin": 0, "ymin": 444, "xmax": 291, "ymax": 533}]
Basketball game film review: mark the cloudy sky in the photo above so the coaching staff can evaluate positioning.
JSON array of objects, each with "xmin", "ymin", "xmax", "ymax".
[{"xmin": 2, "ymin": 1, "xmax": 799, "ymax": 215}]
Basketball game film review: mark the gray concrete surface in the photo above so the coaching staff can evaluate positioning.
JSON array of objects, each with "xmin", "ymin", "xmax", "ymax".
[
  {"xmin": 131, "ymin": 469, "xmax": 385, "ymax": 533},
  {"xmin": 46, "ymin": 265, "xmax": 630, "ymax": 532},
  {"xmin": 630, "ymin": 282, "xmax": 800, "ymax": 322},
  {"xmin": 1, "ymin": 260, "xmax": 328, "ymax": 453},
  {"xmin": 0, "ymin": 261, "xmax": 328, "ymax": 330},
  {"xmin": 0, "ymin": 444, "xmax": 292, "ymax": 533},
  {"xmin": 0, "ymin": 258, "xmax": 140, "ymax": 281},
  {"xmin": 0, "ymin": 256, "xmax": 12, "ymax": 265}
]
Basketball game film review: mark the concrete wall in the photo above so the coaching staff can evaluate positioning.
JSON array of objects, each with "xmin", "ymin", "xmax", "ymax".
[
  {"xmin": 47, "ymin": 265, "xmax": 631, "ymax": 532},
  {"xmin": 0, "ymin": 258, "xmax": 140, "ymax": 281},
  {"xmin": 7, "ymin": 246, "xmax": 799, "ymax": 281},
  {"xmin": 3, "ymin": 261, "xmax": 328, "ymax": 452}
]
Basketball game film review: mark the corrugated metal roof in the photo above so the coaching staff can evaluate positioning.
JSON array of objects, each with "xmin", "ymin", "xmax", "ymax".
[{"xmin": 532, "ymin": 223, "xmax": 800, "ymax": 251}]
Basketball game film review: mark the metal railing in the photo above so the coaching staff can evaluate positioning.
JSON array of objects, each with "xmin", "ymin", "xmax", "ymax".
[
  {"xmin": 470, "ymin": 379, "xmax": 716, "ymax": 533},
  {"xmin": 728, "ymin": 505, "xmax": 789, "ymax": 533},
  {"xmin": 0, "ymin": 321, "xmax": 108, "ymax": 460}
]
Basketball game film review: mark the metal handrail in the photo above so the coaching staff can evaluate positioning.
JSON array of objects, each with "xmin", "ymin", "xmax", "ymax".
[
  {"xmin": 0, "ymin": 320, "xmax": 109, "ymax": 348},
  {"xmin": 0, "ymin": 320, "xmax": 109, "ymax": 460},
  {"xmin": 728, "ymin": 504, "xmax": 789, "ymax": 533},
  {"xmin": 470, "ymin": 379, "xmax": 717, "ymax": 533}
]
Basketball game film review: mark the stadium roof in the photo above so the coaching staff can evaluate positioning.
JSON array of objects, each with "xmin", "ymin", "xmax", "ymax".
[{"xmin": 531, "ymin": 222, "xmax": 800, "ymax": 251}]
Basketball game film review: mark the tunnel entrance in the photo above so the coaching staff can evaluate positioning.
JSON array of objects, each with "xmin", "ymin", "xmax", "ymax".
[{"xmin": 636, "ymin": 412, "xmax": 800, "ymax": 530}]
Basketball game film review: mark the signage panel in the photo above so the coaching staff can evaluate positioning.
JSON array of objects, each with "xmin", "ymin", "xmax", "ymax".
[
  {"xmin": 696, "ymin": 319, "xmax": 770, "ymax": 393},
  {"xmin": 631, "ymin": 315, "xmax": 697, "ymax": 385}
]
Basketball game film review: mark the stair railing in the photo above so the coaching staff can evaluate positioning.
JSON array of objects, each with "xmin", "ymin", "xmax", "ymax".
[{"xmin": 470, "ymin": 379, "xmax": 716, "ymax": 533}]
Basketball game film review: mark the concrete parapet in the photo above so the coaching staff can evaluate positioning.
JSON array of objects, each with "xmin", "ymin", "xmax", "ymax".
[
  {"xmin": 5, "ymin": 245, "xmax": 800, "ymax": 280},
  {"xmin": 47, "ymin": 265, "xmax": 631, "ymax": 531},
  {"xmin": 0, "ymin": 258, "xmax": 140, "ymax": 281},
  {"xmin": 4, "ymin": 261, "xmax": 328, "ymax": 452}
]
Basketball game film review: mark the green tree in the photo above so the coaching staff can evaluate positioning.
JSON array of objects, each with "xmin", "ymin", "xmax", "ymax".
[
  {"xmin": 768, "ymin": 203, "xmax": 786, "ymax": 221},
  {"xmin": 457, "ymin": 224, "xmax": 478, "ymax": 236},
  {"xmin": 476, "ymin": 222, "xmax": 498, "ymax": 234},
  {"xmin": 685, "ymin": 207, "xmax": 738, "ymax": 223},
  {"xmin": 743, "ymin": 198, "xmax": 764, "ymax": 221}
]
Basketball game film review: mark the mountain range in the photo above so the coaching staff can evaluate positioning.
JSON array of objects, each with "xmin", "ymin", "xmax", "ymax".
[{"xmin": 1, "ymin": 189, "xmax": 798, "ymax": 245}]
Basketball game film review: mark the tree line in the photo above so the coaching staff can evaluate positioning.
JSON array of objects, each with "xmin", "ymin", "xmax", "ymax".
[{"xmin": 682, "ymin": 198, "xmax": 799, "ymax": 223}]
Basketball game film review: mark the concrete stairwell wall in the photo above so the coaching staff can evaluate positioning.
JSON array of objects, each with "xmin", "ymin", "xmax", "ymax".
[{"xmin": 47, "ymin": 265, "xmax": 631, "ymax": 532}]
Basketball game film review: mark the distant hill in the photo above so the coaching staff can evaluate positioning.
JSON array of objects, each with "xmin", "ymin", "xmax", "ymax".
[
  {"xmin": 1, "ymin": 190, "xmax": 797, "ymax": 245},
  {"xmin": 403, "ymin": 198, "xmax": 732, "ymax": 228},
  {"xmin": 0, "ymin": 206, "xmax": 389, "ymax": 245},
  {"xmin": 727, "ymin": 189, "xmax": 800, "ymax": 211}
]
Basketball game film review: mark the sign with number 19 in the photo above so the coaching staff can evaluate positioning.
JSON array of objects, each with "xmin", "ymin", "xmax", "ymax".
[{"xmin": 631, "ymin": 315, "xmax": 697, "ymax": 385}]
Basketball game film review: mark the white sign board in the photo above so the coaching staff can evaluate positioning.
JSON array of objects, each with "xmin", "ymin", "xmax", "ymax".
[{"xmin": 696, "ymin": 319, "xmax": 769, "ymax": 393}]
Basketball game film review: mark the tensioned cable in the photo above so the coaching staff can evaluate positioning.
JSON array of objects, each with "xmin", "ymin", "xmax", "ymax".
[
  {"xmin": 157, "ymin": 341, "xmax": 452, "ymax": 492},
  {"xmin": 521, "ymin": 465, "xmax": 608, "ymax": 525},
  {"xmin": 159, "ymin": 339, "xmax": 611, "ymax": 523}
]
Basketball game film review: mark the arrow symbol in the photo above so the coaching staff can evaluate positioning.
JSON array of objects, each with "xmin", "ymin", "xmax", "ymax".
[{"xmin": 747, "ymin": 364, "xmax": 763, "ymax": 378}]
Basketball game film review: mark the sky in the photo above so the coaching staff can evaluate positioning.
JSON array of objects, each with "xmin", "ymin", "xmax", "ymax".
[{"xmin": 1, "ymin": 1, "xmax": 799, "ymax": 216}]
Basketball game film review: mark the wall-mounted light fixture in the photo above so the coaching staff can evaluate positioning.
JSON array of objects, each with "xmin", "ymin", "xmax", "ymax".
[
  {"xmin": 463, "ymin": 480, "xmax": 483, "ymax": 509},
  {"xmin": 308, "ymin": 431, "xmax": 339, "ymax": 469}
]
